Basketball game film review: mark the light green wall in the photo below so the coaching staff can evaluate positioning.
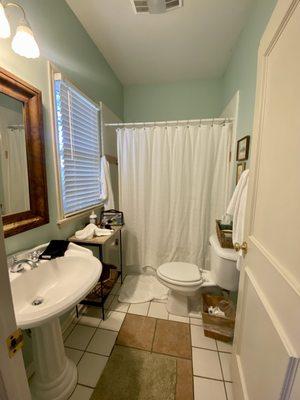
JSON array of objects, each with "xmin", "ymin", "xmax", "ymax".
[
  {"xmin": 124, "ymin": 0, "xmax": 277, "ymax": 128},
  {"xmin": 2, "ymin": 0, "xmax": 123, "ymax": 256},
  {"xmin": 221, "ymin": 0, "xmax": 277, "ymax": 139},
  {"xmin": 124, "ymin": 78, "xmax": 222, "ymax": 122},
  {"xmin": 0, "ymin": 0, "xmax": 123, "ymax": 372}
]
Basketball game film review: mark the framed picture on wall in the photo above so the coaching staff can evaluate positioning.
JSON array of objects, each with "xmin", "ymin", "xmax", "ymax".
[
  {"xmin": 236, "ymin": 135, "xmax": 250, "ymax": 161},
  {"xmin": 236, "ymin": 162, "xmax": 246, "ymax": 183}
]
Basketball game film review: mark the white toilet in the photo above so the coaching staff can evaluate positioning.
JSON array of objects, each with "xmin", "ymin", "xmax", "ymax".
[{"xmin": 156, "ymin": 234, "xmax": 239, "ymax": 316}]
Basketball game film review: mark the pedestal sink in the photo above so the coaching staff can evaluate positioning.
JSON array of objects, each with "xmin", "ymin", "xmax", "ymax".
[{"xmin": 10, "ymin": 248, "xmax": 102, "ymax": 400}]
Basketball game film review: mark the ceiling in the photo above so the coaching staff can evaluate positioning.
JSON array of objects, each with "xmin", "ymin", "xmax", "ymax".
[{"xmin": 66, "ymin": 0, "xmax": 254, "ymax": 85}]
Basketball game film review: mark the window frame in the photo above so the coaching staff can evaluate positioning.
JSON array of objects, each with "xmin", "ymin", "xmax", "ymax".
[{"xmin": 49, "ymin": 63, "xmax": 104, "ymax": 224}]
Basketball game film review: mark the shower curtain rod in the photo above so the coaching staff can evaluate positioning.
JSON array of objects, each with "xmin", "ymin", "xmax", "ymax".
[{"xmin": 104, "ymin": 117, "xmax": 234, "ymax": 127}]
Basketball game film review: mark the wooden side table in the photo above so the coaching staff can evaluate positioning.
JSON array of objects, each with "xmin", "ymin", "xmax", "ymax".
[{"xmin": 68, "ymin": 226, "xmax": 123, "ymax": 319}]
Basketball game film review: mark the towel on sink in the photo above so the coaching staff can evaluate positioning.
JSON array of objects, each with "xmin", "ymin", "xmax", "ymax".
[{"xmin": 39, "ymin": 240, "xmax": 69, "ymax": 260}]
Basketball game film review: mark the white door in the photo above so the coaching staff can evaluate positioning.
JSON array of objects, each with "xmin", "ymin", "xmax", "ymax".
[
  {"xmin": 0, "ymin": 218, "xmax": 31, "ymax": 399},
  {"xmin": 232, "ymin": 0, "xmax": 300, "ymax": 399}
]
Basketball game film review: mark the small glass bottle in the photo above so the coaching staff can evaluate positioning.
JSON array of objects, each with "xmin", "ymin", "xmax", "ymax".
[{"xmin": 89, "ymin": 210, "xmax": 97, "ymax": 225}]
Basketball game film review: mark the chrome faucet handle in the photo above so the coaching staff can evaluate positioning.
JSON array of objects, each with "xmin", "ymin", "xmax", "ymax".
[
  {"xmin": 10, "ymin": 257, "xmax": 25, "ymax": 273},
  {"xmin": 30, "ymin": 251, "xmax": 40, "ymax": 263}
]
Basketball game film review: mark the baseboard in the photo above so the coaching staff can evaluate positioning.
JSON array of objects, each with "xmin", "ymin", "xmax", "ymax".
[
  {"xmin": 231, "ymin": 353, "xmax": 249, "ymax": 400},
  {"xmin": 25, "ymin": 305, "xmax": 84, "ymax": 379}
]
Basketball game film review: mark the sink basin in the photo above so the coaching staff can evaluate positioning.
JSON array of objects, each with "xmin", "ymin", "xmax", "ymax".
[
  {"xmin": 9, "ymin": 246, "xmax": 102, "ymax": 400},
  {"xmin": 11, "ymin": 254, "xmax": 101, "ymax": 329}
]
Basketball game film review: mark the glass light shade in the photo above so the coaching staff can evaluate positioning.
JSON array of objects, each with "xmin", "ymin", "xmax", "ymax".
[
  {"xmin": 12, "ymin": 24, "xmax": 40, "ymax": 58},
  {"xmin": 0, "ymin": 3, "xmax": 11, "ymax": 38}
]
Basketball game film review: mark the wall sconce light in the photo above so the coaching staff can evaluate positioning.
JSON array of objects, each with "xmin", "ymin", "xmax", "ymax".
[{"xmin": 0, "ymin": 1, "xmax": 40, "ymax": 58}]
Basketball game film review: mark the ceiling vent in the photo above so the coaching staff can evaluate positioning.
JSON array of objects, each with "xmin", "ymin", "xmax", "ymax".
[{"xmin": 131, "ymin": 0, "xmax": 183, "ymax": 14}]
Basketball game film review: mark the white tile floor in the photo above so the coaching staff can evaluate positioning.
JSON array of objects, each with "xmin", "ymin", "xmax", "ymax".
[{"xmin": 64, "ymin": 276, "xmax": 233, "ymax": 400}]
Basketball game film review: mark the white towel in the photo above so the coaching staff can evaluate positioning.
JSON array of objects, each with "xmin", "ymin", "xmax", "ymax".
[
  {"xmin": 65, "ymin": 243, "xmax": 93, "ymax": 257},
  {"xmin": 226, "ymin": 169, "xmax": 249, "ymax": 270},
  {"xmin": 101, "ymin": 156, "xmax": 115, "ymax": 210},
  {"xmin": 94, "ymin": 227, "xmax": 114, "ymax": 237},
  {"xmin": 75, "ymin": 223, "xmax": 113, "ymax": 240}
]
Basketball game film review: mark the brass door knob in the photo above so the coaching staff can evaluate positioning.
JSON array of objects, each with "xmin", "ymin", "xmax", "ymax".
[{"xmin": 234, "ymin": 242, "xmax": 248, "ymax": 255}]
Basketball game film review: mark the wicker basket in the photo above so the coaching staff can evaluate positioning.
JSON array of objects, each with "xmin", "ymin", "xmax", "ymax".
[
  {"xmin": 85, "ymin": 263, "xmax": 119, "ymax": 302},
  {"xmin": 216, "ymin": 220, "xmax": 233, "ymax": 249}
]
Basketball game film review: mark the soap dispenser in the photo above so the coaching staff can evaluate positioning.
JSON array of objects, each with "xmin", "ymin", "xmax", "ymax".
[{"xmin": 89, "ymin": 210, "xmax": 97, "ymax": 225}]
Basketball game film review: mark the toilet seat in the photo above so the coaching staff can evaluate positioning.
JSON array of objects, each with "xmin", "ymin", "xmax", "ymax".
[
  {"xmin": 157, "ymin": 262, "xmax": 216, "ymax": 316},
  {"xmin": 157, "ymin": 262, "xmax": 203, "ymax": 287}
]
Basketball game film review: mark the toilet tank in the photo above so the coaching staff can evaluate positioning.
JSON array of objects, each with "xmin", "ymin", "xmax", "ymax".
[{"xmin": 209, "ymin": 234, "xmax": 239, "ymax": 291}]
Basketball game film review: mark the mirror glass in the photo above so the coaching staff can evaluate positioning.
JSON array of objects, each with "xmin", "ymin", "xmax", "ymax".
[{"xmin": 0, "ymin": 93, "xmax": 30, "ymax": 216}]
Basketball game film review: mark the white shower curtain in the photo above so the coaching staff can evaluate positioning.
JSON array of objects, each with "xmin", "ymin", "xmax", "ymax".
[
  {"xmin": 118, "ymin": 123, "xmax": 232, "ymax": 269},
  {"xmin": 1, "ymin": 127, "xmax": 30, "ymax": 214}
]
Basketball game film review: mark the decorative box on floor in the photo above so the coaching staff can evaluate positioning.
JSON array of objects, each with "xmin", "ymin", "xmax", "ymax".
[{"xmin": 201, "ymin": 294, "xmax": 236, "ymax": 342}]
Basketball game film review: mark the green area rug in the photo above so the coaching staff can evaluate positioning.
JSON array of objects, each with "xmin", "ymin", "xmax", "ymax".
[{"xmin": 91, "ymin": 345, "xmax": 176, "ymax": 400}]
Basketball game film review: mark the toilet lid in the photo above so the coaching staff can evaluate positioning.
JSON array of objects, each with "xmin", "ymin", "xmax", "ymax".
[{"xmin": 158, "ymin": 262, "xmax": 201, "ymax": 283}]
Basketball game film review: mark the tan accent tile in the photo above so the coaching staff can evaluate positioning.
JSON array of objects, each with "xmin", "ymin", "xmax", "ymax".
[
  {"xmin": 152, "ymin": 320, "xmax": 192, "ymax": 359},
  {"xmin": 116, "ymin": 314, "xmax": 156, "ymax": 351},
  {"xmin": 176, "ymin": 358, "xmax": 193, "ymax": 400}
]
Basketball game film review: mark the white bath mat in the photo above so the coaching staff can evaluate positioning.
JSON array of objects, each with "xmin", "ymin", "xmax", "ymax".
[{"xmin": 118, "ymin": 273, "xmax": 168, "ymax": 304}]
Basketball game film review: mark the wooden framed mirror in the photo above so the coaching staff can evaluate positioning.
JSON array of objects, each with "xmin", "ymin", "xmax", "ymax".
[{"xmin": 0, "ymin": 67, "xmax": 49, "ymax": 237}]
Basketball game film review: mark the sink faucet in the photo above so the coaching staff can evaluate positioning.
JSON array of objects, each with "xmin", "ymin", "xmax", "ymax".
[{"xmin": 10, "ymin": 251, "xmax": 40, "ymax": 273}]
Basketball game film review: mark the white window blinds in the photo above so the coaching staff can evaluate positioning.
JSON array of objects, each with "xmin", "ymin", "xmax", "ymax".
[{"xmin": 54, "ymin": 73, "xmax": 102, "ymax": 217}]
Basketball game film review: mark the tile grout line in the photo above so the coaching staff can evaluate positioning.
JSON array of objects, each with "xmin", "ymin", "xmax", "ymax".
[
  {"xmin": 192, "ymin": 345, "xmax": 219, "ymax": 353},
  {"xmin": 63, "ymin": 322, "xmax": 77, "ymax": 343},
  {"xmin": 150, "ymin": 317, "xmax": 158, "ymax": 353},
  {"xmin": 146, "ymin": 301, "xmax": 151, "ymax": 316},
  {"xmin": 192, "ymin": 374, "xmax": 226, "ymax": 383},
  {"xmin": 68, "ymin": 282, "xmax": 121, "ymax": 396},
  {"xmin": 68, "ymin": 287, "xmax": 230, "ymax": 399},
  {"xmin": 217, "ymin": 350, "xmax": 228, "ymax": 400},
  {"xmin": 65, "ymin": 346, "xmax": 112, "ymax": 359},
  {"xmin": 188, "ymin": 322, "xmax": 195, "ymax": 400}
]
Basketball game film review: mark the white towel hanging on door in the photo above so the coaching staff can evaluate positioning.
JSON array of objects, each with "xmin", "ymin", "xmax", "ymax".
[
  {"xmin": 226, "ymin": 169, "xmax": 249, "ymax": 270},
  {"xmin": 101, "ymin": 155, "xmax": 115, "ymax": 210}
]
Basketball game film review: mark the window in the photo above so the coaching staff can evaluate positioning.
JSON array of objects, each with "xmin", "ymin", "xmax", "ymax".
[{"xmin": 53, "ymin": 72, "xmax": 103, "ymax": 218}]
